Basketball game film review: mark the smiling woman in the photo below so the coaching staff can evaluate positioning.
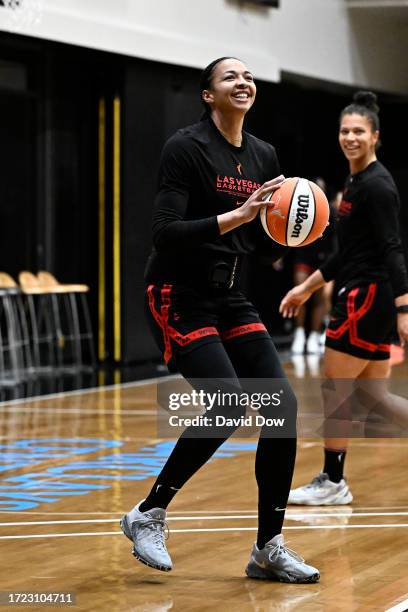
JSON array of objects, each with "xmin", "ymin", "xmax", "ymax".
[
  {"xmin": 280, "ymin": 91, "xmax": 408, "ymax": 507},
  {"xmin": 119, "ymin": 56, "xmax": 320, "ymax": 583},
  {"xmin": 201, "ymin": 58, "xmax": 257, "ymax": 143},
  {"xmin": 338, "ymin": 92, "xmax": 380, "ymax": 175}
]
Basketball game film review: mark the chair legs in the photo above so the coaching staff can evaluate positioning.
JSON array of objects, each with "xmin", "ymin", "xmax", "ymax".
[
  {"xmin": 0, "ymin": 291, "xmax": 26, "ymax": 384},
  {"xmin": 16, "ymin": 293, "xmax": 34, "ymax": 374},
  {"xmin": 23, "ymin": 291, "xmax": 95, "ymax": 372},
  {"xmin": 79, "ymin": 293, "xmax": 96, "ymax": 366},
  {"xmin": 0, "ymin": 277, "xmax": 96, "ymax": 384},
  {"xmin": 61, "ymin": 291, "xmax": 96, "ymax": 369},
  {"xmin": 66, "ymin": 293, "xmax": 83, "ymax": 367},
  {"xmin": 25, "ymin": 294, "xmax": 41, "ymax": 369},
  {"xmin": 26, "ymin": 294, "xmax": 57, "ymax": 371}
]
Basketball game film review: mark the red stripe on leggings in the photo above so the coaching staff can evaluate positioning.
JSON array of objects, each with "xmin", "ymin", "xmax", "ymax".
[
  {"xmin": 220, "ymin": 323, "xmax": 267, "ymax": 341},
  {"xmin": 160, "ymin": 285, "xmax": 173, "ymax": 364},
  {"xmin": 171, "ymin": 327, "xmax": 220, "ymax": 346},
  {"xmin": 147, "ymin": 284, "xmax": 162, "ymax": 327},
  {"xmin": 146, "ymin": 284, "xmax": 219, "ymax": 362}
]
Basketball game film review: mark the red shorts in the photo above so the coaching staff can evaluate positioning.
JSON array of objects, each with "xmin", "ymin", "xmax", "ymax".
[
  {"xmin": 325, "ymin": 282, "xmax": 394, "ymax": 361},
  {"xmin": 146, "ymin": 283, "xmax": 270, "ymax": 371}
]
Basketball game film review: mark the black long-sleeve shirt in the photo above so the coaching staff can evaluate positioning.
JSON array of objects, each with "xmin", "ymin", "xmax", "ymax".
[
  {"xmin": 145, "ymin": 117, "xmax": 287, "ymax": 283},
  {"xmin": 320, "ymin": 161, "xmax": 408, "ymax": 298}
]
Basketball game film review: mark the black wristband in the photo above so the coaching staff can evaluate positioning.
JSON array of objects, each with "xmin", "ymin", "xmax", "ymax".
[{"xmin": 396, "ymin": 304, "xmax": 408, "ymax": 314}]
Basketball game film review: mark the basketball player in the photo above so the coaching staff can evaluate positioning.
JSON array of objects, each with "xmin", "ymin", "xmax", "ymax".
[
  {"xmin": 120, "ymin": 57, "xmax": 319, "ymax": 582},
  {"xmin": 280, "ymin": 92, "xmax": 408, "ymax": 505}
]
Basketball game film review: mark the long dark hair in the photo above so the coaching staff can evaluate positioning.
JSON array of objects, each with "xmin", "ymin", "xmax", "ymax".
[{"xmin": 200, "ymin": 56, "xmax": 241, "ymax": 118}]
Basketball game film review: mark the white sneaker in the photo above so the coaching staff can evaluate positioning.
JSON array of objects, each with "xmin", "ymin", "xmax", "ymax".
[
  {"xmin": 291, "ymin": 327, "xmax": 306, "ymax": 354},
  {"xmin": 288, "ymin": 472, "xmax": 353, "ymax": 505},
  {"xmin": 246, "ymin": 534, "xmax": 320, "ymax": 583},
  {"xmin": 306, "ymin": 331, "xmax": 321, "ymax": 354},
  {"xmin": 120, "ymin": 501, "xmax": 172, "ymax": 571}
]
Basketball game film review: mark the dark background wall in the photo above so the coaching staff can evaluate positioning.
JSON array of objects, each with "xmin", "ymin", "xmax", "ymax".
[{"xmin": 0, "ymin": 33, "xmax": 407, "ymax": 364}]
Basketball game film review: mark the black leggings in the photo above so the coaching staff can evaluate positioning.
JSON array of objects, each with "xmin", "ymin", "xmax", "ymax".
[{"xmin": 144, "ymin": 336, "xmax": 297, "ymax": 548}]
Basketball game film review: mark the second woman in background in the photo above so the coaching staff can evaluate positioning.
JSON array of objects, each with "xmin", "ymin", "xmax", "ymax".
[{"xmin": 281, "ymin": 91, "xmax": 408, "ymax": 505}]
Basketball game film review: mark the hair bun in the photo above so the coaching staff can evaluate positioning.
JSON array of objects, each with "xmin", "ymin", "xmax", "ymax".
[{"xmin": 353, "ymin": 91, "xmax": 379, "ymax": 114}]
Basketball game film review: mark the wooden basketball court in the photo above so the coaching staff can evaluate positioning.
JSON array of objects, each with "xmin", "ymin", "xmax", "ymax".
[{"xmin": 0, "ymin": 357, "xmax": 407, "ymax": 612}]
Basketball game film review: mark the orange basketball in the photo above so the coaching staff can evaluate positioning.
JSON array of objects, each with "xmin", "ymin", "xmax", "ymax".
[{"xmin": 260, "ymin": 177, "xmax": 330, "ymax": 247}]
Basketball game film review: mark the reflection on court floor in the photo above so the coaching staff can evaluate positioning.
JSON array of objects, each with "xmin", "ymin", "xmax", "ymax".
[{"xmin": 0, "ymin": 368, "xmax": 407, "ymax": 611}]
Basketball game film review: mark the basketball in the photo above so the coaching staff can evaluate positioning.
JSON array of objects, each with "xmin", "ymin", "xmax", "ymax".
[{"xmin": 260, "ymin": 177, "xmax": 330, "ymax": 247}]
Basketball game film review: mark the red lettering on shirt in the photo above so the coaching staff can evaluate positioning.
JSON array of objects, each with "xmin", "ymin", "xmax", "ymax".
[{"xmin": 215, "ymin": 174, "xmax": 260, "ymax": 197}]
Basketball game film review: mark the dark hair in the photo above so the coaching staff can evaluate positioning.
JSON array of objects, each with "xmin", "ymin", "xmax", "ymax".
[
  {"xmin": 200, "ymin": 56, "xmax": 241, "ymax": 117},
  {"xmin": 340, "ymin": 90, "xmax": 380, "ymax": 132}
]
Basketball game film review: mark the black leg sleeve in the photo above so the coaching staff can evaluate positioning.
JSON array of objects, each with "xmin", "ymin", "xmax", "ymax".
[
  {"xmin": 142, "ymin": 341, "xmax": 244, "ymax": 510},
  {"xmin": 225, "ymin": 337, "xmax": 298, "ymax": 547}
]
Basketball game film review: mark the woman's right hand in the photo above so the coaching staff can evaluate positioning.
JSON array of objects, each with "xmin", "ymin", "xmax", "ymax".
[
  {"xmin": 237, "ymin": 175, "xmax": 285, "ymax": 224},
  {"xmin": 279, "ymin": 283, "xmax": 313, "ymax": 318},
  {"xmin": 218, "ymin": 175, "xmax": 285, "ymax": 235}
]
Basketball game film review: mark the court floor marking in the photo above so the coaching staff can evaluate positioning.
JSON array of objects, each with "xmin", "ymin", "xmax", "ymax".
[
  {"xmin": 385, "ymin": 598, "xmax": 408, "ymax": 612},
  {"xmin": 2, "ymin": 511, "xmax": 408, "ymax": 527},
  {"xmin": 1, "ymin": 505, "xmax": 408, "ymax": 515},
  {"xmin": 300, "ymin": 441, "xmax": 408, "ymax": 448},
  {"xmin": 0, "ymin": 374, "xmax": 180, "ymax": 408},
  {"xmin": 0, "ymin": 422, "xmax": 406, "ymax": 446},
  {"xmin": 1, "ymin": 523, "xmax": 408, "ymax": 540},
  {"xmin": 0, "ymin": 407, "xmax": 157, "ymax": 415}
]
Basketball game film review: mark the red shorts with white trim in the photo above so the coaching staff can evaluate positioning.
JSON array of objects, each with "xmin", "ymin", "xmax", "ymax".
[
  {"xmin": 325, "ymin": 281, "xmax": 395, "ymax": 361},
  {"xmin": 146, "ymin": 283, "xmax": 270, "ymax": 372}
]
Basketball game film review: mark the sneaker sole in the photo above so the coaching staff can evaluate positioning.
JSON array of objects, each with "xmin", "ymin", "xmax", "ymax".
[
  {"xmin": 119, "ymin": 517, "xmax": 172, "ymax": 572},
  {"xmin": 246, "ymin": 562, "xmax": 320, "ymax": 584},
  {"xmin": 288, "ymin": 490, "xmax": 353, "ymax": 506}
]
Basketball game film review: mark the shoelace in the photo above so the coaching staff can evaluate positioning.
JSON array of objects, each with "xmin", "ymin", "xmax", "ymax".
[
  {"xmin": 134, "ymin": 518, "xmax": 170, "ymax": 551},
  {"xmin": 268, "ymin": 541, "xmax": 304, "ymax": 564}
]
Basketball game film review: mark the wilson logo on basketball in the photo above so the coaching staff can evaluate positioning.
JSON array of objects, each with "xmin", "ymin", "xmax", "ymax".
[
  {"xmin": 291, "ymin": 195, "xmax": 310, "ymax": 238},
  {"xmin": 260, "ymin": 177, "xmax": 329, "ymax": 247}
]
